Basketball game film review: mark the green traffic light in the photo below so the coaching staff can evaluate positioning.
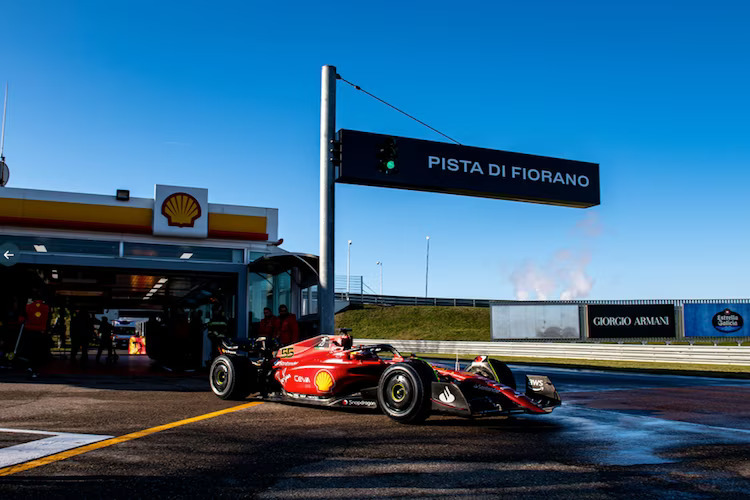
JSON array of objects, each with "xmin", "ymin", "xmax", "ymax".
[{"xmin": 386, "ymin": 160, "xmax": 396, "ymax": 170}]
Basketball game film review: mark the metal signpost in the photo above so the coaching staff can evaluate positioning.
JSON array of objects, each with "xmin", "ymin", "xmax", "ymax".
[
  {"xmin": 0, "ymin": 161, "xmax": 8, "ymax": 187},
  {"xmin": 318, "ymin": 65, "xmax": 600, "ymax": 333},
  {"xmin": 1, "ymin": 83, "xmax": 9, "ymax": 188},
  {"xmin": 319, "ymin": 65, "xmax": 337, "ymax": 335}
]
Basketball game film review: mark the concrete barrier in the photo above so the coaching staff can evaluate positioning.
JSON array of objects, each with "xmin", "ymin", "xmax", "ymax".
[{"xmin": 355, "ymin": 339, "xmax": 750, "ymax": 366}]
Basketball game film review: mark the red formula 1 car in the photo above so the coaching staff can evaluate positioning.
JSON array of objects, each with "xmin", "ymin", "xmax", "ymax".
[{"xmin": 209, "ymin": 330, "xmax": 561, "ymax": 424}]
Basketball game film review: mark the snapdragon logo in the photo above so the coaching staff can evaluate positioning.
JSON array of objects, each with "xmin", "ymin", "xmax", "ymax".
[{"xmin": 712, "ymin": 309, "xmax": 743, "ymax": 334}]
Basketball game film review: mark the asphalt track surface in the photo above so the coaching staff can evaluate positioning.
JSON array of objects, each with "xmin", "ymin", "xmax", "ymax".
[{"xmin": 1, "ymin": 362, "xmax": 749, "ymax": 499}]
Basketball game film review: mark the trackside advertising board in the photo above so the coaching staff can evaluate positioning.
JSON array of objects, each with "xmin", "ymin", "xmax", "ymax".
[
  {"xmin": 337, "ymin": 130, "xmax": 600, "ymax": 208},
  {"xmin": 684, "ymin": 303, "xmax": 750, "ymax": 337},
  {"xmin": 491, "ymin": 305, "xmax": 581, "ymax": 340},
  {"xmin": 587, "ymin": 304, "xmax": 676, "ymax": 338}
]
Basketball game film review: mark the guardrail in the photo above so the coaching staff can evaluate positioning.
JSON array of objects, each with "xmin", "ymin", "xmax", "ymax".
[
  {"xmin": 354, "ymin": 339, "xmax": 750, "ymax": 366},
  {"xmin": 338, "ymin": 293, "xmax": 492, "ymax": 307}
]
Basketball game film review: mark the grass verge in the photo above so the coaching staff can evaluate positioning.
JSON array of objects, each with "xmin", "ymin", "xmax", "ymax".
[{"xmin": 336, "ymin": 304, "xmax": 490, "ymax": 341}]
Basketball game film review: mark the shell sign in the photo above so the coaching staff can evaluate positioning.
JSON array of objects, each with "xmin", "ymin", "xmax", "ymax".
[
  {"xmin": 161, "ymin": 192, "xmax": 202, "ymax": 228},
  {"xmin": 153, "ymin": 185, "xmax": 209, "ymax": 238}
]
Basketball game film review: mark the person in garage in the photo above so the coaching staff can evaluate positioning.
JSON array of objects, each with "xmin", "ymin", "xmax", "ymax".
[
  {"xmin": 96, "ymin": 315, "xmax": 115, "ymax": 364},
  {"xmin": 258, "ymin": 307, "xmax": 279, "ymax": 340},
  {"xmin": 70, "ymin": 309, "xmax": 92, "ymax": 367},
  {"xmin": 278, "ymin": 304, "xmax": 299, "ymax": 345}
]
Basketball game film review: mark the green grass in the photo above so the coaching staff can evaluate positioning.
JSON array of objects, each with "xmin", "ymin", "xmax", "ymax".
[{"xmin": 335, "ymin": 305, "xmax": 490, "ymax": 341}]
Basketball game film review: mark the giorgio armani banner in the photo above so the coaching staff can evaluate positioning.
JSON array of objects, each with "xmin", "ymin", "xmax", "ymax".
[
  {"xmin": 684, "ymin": 303, "xmax": 750, "ymax": 337},
  {"xmin": 587, "ymin": 304, "xmax": 676, "ymax": 338}
]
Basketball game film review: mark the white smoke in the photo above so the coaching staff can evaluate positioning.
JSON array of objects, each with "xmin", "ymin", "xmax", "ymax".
[
  {"xmin": 510, "ymin": 262, "xmax": 556, "ymax": 301},
  {"xmin": 511, "ymin": 250, "xmax": 594, "ymax": 301},
  {"xmin": 575, "ymin": 212, "xmax": 603, "ymax": 238},
  {"xmin": 557, "ymin": 250, "xmax": 594, "ymax": 300},
  {"xmin": 509, "ymin": 210, "xmax": 601, "ymax": 301}
]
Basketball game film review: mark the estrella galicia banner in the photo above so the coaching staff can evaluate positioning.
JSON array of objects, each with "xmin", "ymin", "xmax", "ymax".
[
  {"xmin": 684, "ymin": 303, "xmax": 750, "ymax": 337},
  {"xmin": 587, "ymin": 304, "xmax": 676, "ymax": 339},
  {"xmin": 337, "ymin": 129, "xmax": 600, "ymax": 208}
]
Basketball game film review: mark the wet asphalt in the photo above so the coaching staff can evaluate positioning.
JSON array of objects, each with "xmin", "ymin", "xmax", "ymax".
[{"xmin": 1, "ymin": 363, "xmax": 749, "ymax": 499}]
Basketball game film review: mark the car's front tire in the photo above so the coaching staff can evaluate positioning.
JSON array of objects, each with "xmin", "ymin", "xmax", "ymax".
[
  {"xmin": 377, "ymin": 360, "xmax": 434, "ymax": 424},
  {"xmin": 209, "ymin": 355, "xmax": 250, "ymax": 400},
  {"xmin": 467, "ymin": 358, "xmax": 517, "ymax": 390}
]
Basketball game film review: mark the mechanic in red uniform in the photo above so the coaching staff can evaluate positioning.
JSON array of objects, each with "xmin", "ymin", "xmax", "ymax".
[
  {"xmin": 258, "ymin": 307, "xmax": 279, "ymax": 339},
  {"xmin": 277, "ymin": 304, "xmax": 299, "ymax": 346},
  {"xmin": 23, "ymin": 299, "xmax": 51, "ymax": 378}
]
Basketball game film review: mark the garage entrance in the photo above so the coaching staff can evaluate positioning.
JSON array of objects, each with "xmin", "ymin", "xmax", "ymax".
[
  {"xmin": 0, "ymin": 184, "xmax": 284, "ymax": 376},
  {"xmin": 0, "ymin": 258, "xmax": 243, "ymax": 373}
]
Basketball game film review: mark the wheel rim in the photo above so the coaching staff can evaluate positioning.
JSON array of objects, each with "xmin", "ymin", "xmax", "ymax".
[
  {"xmin": 212, "ymin": 363, "xmax": 229, "ymax": 392},
  {"xmin": 384, "ymin": 373, "xmax": 414, "ymax": 414},
  {"xmin": 392, "ymin": 383, "xmax": 406, "ymax": 402}
]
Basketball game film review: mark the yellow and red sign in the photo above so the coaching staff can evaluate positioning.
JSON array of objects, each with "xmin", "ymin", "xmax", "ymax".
[
  {"xmin": 314, "ymin": 370, "xmax": 335, "ymax": 392},
  {"xmin": 161, "ymin": 192, "xmax": 202, "ymax": 228},
  {"xmin": 0, "ymin": 187, "xmax": 269, "ymax": 241}
]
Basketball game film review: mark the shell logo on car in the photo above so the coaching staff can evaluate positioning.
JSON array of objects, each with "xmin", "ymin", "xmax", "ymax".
[
  {"xmin": 161, "ymin": 192, "xmax": 202, "ymax": 228},
  {"xmin": 314, "ymin": 370, "xmax": 335, "ymax": 392}
]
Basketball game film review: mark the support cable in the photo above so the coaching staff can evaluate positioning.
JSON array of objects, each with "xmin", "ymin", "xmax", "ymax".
[{"xmin": 337, "ymin": 75, "xmax": 462, "ymax": 146}]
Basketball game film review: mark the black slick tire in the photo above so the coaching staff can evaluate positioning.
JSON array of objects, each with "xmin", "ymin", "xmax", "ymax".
[
  {"xmin": 377, "ymin": 360, "xmax": 434, "ymax": 424},
  {"xmin": 209, "ymin": 355, "xmax": 250, "ymax": 400}
]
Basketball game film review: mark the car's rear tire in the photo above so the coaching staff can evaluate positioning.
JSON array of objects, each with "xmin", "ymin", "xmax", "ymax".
[
  {"xmin": 377, "ymin": 360, "xmax": 434, "ymax": 424},
  {"xmin": 210, "ymin": 355, "xmax": 250, "ymax": 400}
]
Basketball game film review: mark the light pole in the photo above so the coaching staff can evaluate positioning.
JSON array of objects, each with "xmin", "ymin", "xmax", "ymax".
[
  {"xmin": 376, "ymin": 261, "xmax": 383, "ymax": 295},
  {"xmin": 346, "ymin": 240, "xmax": 352, "ymax": 299},
  {"xmin": 425, "ymin": 236, "xmax": 430, "ymax": 297}
]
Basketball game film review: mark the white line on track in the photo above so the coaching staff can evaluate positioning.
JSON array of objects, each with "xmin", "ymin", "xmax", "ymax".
[{"xmin": 0, "ymin": 428, "xmax": 113, "ymax": 468}]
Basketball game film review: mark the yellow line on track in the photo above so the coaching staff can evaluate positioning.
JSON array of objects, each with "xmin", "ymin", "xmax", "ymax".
[{"xmin": 0, "ymin": 401, "xmax": 264, "ymax": 477}]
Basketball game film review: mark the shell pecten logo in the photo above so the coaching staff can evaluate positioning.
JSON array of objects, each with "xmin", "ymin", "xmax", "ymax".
[
  {"xmin": 314, "ymin": 370, "xmax": 335, "ymax": 392},
  {"xmin": 161, "ymin": 192, "xmax": 202, "ymax": 228}
]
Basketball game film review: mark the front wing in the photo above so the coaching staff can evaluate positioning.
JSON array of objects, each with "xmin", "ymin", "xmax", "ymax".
[{"xmin": 431, "ymin": 375, "xmax": 562, "ymax": 417}]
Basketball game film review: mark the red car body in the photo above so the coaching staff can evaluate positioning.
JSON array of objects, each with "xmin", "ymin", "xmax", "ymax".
[{"xmin": 210, "ymin": 333, "xmax": 562, "ymax": 423}]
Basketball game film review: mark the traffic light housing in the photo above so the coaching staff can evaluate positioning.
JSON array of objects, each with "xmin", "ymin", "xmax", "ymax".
[{"xmin": 376, "ymin": 138, "xmax": 398, "ymax": 174}]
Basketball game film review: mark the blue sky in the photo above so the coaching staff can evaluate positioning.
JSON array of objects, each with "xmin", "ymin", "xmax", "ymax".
[{"xmin": 2, "ymin": 1, "xmax": 749, "ymax": 300}]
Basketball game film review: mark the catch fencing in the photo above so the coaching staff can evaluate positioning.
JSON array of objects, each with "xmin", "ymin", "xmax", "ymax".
[
  {"xmin": 354, "ymin": 339, "xmax": 750, "ymax": 366},
  {"xmin": 337, "ymin": 293, "xmax": 492, "ymax": 307}
]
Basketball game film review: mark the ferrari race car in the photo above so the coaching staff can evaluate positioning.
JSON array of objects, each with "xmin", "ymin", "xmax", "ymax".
[{"xmin": 208, "ymin": 330, "xmax": 561, "ymax": 424}]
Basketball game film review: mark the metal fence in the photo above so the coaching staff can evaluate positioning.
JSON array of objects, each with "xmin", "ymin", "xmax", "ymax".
[
  {"xmin": 340, "ymin": 294, "xmax": 750, "ymax": 308},
  {"xmin": 355, "ymin": 339, "xmax": 750, "ymax": 366},
  {"xmin": 334, "ymin": 276, "xmax": 363, "ymax": 295},
  {"xmin": 337, "ymin": 293, "xmax": 492, "ymax": 307}
]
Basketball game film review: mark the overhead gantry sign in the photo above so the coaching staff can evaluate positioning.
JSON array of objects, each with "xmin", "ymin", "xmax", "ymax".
[{"xmin": 336, "ymin": 129, "xmax": 600, "ymax": 208}]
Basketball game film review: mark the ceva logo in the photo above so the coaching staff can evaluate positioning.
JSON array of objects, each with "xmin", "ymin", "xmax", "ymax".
[{"xmin": 712, "ymin": 309, "xmax": 743, "ymax": 334}]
